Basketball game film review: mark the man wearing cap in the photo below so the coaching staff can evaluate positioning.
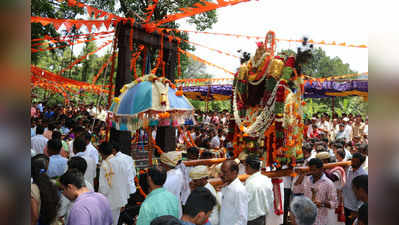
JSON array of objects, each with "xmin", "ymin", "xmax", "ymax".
[
  {"xmin": 236, "ymin": 152, "xmax": 248, "ymax": 175},
  {"xmin": 189, "ymin": 166, "xmax": 221, "ymax": 225},
  {"xmin": 244, "ymin": 156, "xmax": 274, "ymax": 225},
  {"xmin": 161, "ymin": 151, "xmax": 190, "ymax": 216}
]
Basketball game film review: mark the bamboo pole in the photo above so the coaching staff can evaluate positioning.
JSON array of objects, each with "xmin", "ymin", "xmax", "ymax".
[
  {"xmin": 208, "ymin": 160, "xmax": 352, "ymax": 186},
  {"xmin": 183, "ymin": 158, "xmax": 227, "ymax": 167}
]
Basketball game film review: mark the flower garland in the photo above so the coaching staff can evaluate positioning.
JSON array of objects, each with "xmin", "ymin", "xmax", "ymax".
[{"xmin": 233, "ymin": 81, "xmax": 282, "ymax": 137}]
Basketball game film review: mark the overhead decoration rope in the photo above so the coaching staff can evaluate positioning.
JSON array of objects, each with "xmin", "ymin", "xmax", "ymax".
[
  {"xmin": 92, "ymin": 53, "xmax": 116, "ymax": 84},
  {"xmin": 144, "ymin": 0, "xmax": 252, "ymax": 32},
  {"xmin": 31, "ymin": 34, "xmax": 113, "ymax": 53},
  {"xmin": 31, "ymin": 16, "xmax": 114, "ymax": 33},
  {"xmin": 31, "ymin": 31, "xmax": 115, "ymax": 42},
  {"xmin": 162, "ymin": 28, "xmax": 368, "ymax": 48},
  {"xmin": 144, "ymin": 0, "xmax": 159, "ymax": 23},
  {"xmin": 58, "ymin": 40, "xmax": 112, "ymax": 75},
  {"xmin": 178, "ymin": 48, "xmax": 235, "ymax": 76},
  {"xmin": 304, "ymin": 72, "xmax": 368, "ymax": 82},
  {"xmin": 175, "ymin": 72, "xmax": 368, "ymax": 85},
  {"xmin": 31, "ymin": 65, "xmax": 109, "ymax": 95},
  {"xmin": 31, "ymin": 33, "xmax": 113, "ymax": 48},
  {"xmin": 63, "ymin": 0, "xmax": 125, "ymax": 21}
]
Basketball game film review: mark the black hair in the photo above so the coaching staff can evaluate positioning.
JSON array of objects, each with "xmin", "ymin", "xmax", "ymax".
[
  {"xmin": 59, "ymin": 169, "xmax": 86, "ymax": 189},
  {"xmin": 315, "ymin": 145, "xmax": 326, "ymax": 152},
  {"xmin": 358, "ymin": 204, "xmax": 368, "ymax": 225},
  {"xmin": 187, "ymin": 147, "xmax": 199, "ymax": 156},
  {"xmin": 200, "ymin": 151, "xmax": 214, "ymax": 159},
  {"xmin": 352, "ymin": 175, "xmax": 368, "ymax": 194},
  {"xmin": 148, "ymin": 166, "xmax": 167, "ymax": 186},
  {"xmin": 150, "ymin": 215, "xmax": 182, "ymax": 225},
  {"xmin": 51, "ymin": 130, "xmax": 62, "ymax": 140},
  {"xmin": 336, "ymin": 149, "xmax": 346, "ymax": 159},
  {"xmin": 82, "ymin": 131, "xmax": 91, "ymax": 142},
  {"xmin": 48, "ymin": 123, "xmax": 56, "ymax": 131},
  {"xmin": 110, "ymin": 140, "xmax": 121, "ymax": 152},
  {"xmin": 229, "ymin": 160, "xmax": 239, "ymax": 173},
  {"xmin": 31, "ymin": 156, "xmax": 60, "ymax": 225},
  {"xmin": 98, "ymin": 141, "xmax": 113, "ymax": 156},
  {"xmin": 334, "ymin": 142, "xmax": 344, "ymax": 149},
  {"xmin": 245, "ymin": 155, "xmax": 260, "ymax": 170},
  {"xmin": 183, "ymin": 187, "xmax": 216, "ymax": 218},
  {"xmin": 352, "ymin": 152, "xmax": 366, "ymax": 164},
  {"xmin": 308, "ymin": 158, "xmax": 323, "ymax": 168},
  {"xmin": 68, "ymin": 157, "xmax": 88, "ymax": 175},
  {"xmin": 47, "ymin": 139, "xmax": 62, "ymax": 155},
  {"xmin": 302, "ymin": 143, "xmax": 313, "ymax": 152},
  {"xmin": 358, "ymin": 143, "xmax": 368, "ymax": 155},
  {"xmin": 321, "ymin": 137, "xmax": 329, "ymax": 144},
  {"xmin": 73, "ymin": 137, "xmax": 87, "ymax": 154},
  {"xmin": 36, "ymin": 125, "xmax": 45, "ymax": 135}
]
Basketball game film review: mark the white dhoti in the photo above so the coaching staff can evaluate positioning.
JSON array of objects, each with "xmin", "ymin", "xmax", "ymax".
[{"xmin": 111, "ymin": 207, "xmax": 121, "ymax": 225}]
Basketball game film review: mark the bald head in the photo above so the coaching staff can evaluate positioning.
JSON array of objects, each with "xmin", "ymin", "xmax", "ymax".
[{"xmin": 220, "ymin": 160, "xmax": 239, "ymax": 184}]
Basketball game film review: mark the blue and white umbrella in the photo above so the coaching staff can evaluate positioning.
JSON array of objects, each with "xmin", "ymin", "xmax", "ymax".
[{"xmin": 109, "ymin": 74, "xmax": 194, "ymax": 131}]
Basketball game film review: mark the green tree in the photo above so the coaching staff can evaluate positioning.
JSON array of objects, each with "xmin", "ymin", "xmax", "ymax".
[
  {"xmin": 279, "ymin": 47, "xmax": 367, "ymax": 117},
  {"xmin": 31, "ymin": 0, "xmax": 85, "ymax": 64}
]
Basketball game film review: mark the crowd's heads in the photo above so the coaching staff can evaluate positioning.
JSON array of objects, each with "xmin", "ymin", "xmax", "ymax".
[
  {"xmin": 59, "ymin": 169, "xmax": 86, "ymax": 201},
  {"xmin": 36, "ymin": 125, "xmax": 45, "ymax": 135},
  {"xmin": 351, "ymin": 152, "xmax": 366, "ymax": 169},
  {"xmin": 160, "ymin": 151, "xmax": 182, "ymax": 169},
  {"xmin": 47, "ymin": 139, "xmax": 62, "ymax": 155},
  {"xmin": 67, "ymin": 156, "xmax": 88, "ymax": 175},
  {"xmin": 308, "ymin": 158, "xmax": 324, "ymax": 179},
  {"xmin": 316, "ymin": 151, "xmax": 330, "ymax": 163},
  {"xmin": 352, "ymin": 174, "xmax": 368, "ymax": 203},
  {"xmin": 189, "ymin": 166, "xmax": 209, "ymax": 188},
  {"xmin": 73, "ymin": 137, "xmax": 87, "ymax": 154},
  {"xmin": 220, "ymin": 160, "xmax": 239, "ymax": 184},
  {"xmin": 183, "ymin": 187, "xmax": 216, "ymax": 225},
  {"xmin": 335, "ymin": 149, "xmax": 346, "ymax": 161},
  {"xmin": 244, "ymin": 155, "xmax": 261, "ymax": 174},
  {"xmin": 187, "ymin": 147, "xmax": 199, "ymax": 160},
  {"xmin": 290, "ymin": 196, "xmax": 317, "ymax": 225},
  {"xmin": 150, "ymin": 215, "xmax": 182, "ymax": 225},
  {"xmin": 147, "ymin": 166, "xmax": 167, "ymax": 190}
]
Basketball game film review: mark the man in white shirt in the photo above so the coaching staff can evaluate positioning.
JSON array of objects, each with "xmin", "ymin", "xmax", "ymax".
[
  {"xmin": 111, "ymin": 141, "xmax": 136, "ymax": 196},
  {"xmin": 98, "ymin": 142, "xmax": 130, "ymax": 225},
  {"xmin": 72, "ymin": 137, "xmax": 96, "ymax": 188},
  {"xmin": 31, "ymin": 126, "xmax": 48, "ymax": 154},
  {"xmin": 219, "ymin": 160, "xmax": 248, "ymax": 225},
  {"xmin": 82, "ymin": 131, "xmax": 99, "ymax": 165},
  {"xmin": 209, "ymin": 130, "xmax": 220, "ymax": 149},
  {"xmin": 244, "ymin": 156, "xmax": 274, "ymax": 225},
  {"xmin": 342, "ymin": 118, "xmax": 352, "ymax": 143},
  {"xmin": 160, "ymin": 151, "xmax": 188, "ymax": 216},
  {"xmin": 189, "ymin": 166, "xmax": 221, "ymax": 225}
]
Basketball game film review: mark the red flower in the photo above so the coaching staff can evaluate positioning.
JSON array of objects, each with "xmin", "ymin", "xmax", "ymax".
[
  {"xmin": 256, "ymin": 41, "xmax": 263, "ymax": 48},
  {"xmin": 285, "ymin": 56, "xmax": 296, "ymax": 68}
]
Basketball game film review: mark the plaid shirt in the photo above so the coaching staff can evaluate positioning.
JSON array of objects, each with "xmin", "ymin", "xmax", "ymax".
[{"xmin": 304, "ymin": 174, "xmax": 338, "ymax": 225}]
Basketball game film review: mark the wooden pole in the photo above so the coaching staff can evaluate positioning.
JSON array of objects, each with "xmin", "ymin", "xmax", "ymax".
[{"xmin": 208, "ymin": 161, "xmax": 352, "ymax": 186}]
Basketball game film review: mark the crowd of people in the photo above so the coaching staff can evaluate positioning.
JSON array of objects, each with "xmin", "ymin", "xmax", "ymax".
[{"xmin": 30, "ymin": 102, "xmax": 368, "ymax": 225}]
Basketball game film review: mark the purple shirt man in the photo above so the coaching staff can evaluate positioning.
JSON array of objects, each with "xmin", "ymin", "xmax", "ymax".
[
  {"xmin": 59, "ymin": 169, "xmax": 113, "ymax": 225},
  {"xmin": 67, "ymin": 192, "xmax": 113, "ymax": 225}
]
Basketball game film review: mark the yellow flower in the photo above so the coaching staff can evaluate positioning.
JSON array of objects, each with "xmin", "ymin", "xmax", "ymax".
[{"xmin": 114, "ymin": 97, "xmax": 121, "ymax": 103}]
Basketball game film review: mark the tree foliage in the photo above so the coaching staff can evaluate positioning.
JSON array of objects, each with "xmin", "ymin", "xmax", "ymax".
[{"xmin": 278, "ymin": 47, "xmax": 367, "ymax": 118}]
